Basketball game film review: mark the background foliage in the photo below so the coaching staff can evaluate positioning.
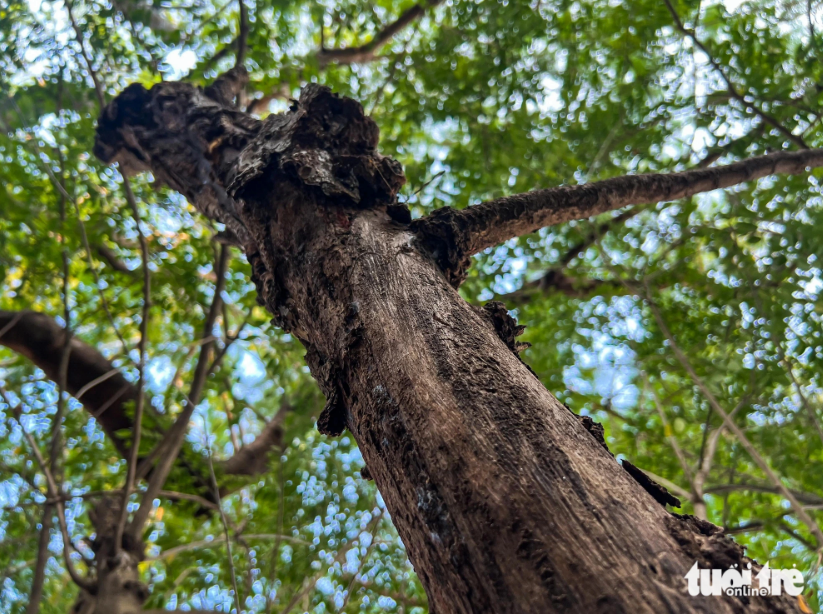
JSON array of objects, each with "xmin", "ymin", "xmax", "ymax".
[{"xmin": 2, "ymin": 0, "xmax": 823, "ymax": 611}]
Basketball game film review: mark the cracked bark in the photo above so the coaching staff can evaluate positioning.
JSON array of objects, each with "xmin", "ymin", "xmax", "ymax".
[
  {"xmin": 412, "ymin": 148, "xmax": 823, "ymax": 285},
  {"xmin": 93, "ymin": 71, "xmax": 801, "ymax": 613}
]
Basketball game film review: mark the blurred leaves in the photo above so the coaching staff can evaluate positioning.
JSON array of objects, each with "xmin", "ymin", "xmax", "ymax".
[{"xmin": 2, "ymin": 0, "xmax": 823, "ymax": 611}]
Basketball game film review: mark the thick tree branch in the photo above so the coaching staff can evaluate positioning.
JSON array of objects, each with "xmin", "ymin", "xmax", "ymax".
[
  {"xmin": 412, "ymin": 147, "xmax": 823, "ymax": 286},
  {"xmin": 317, "ymin": 0, "xmax": 442, "ymax": 66},
  {"xmin": 0, "ymin": 310, "xmax": 134, "ymax": 456}
]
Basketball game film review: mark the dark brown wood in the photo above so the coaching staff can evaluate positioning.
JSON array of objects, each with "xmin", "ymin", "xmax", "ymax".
[
  {"xmin": 412, "ymin": 147, "xmax": 823, "ymax": 285},
  {"xmin": 93, "ymin": 73, "xmax": 801, "ymax": 613}
]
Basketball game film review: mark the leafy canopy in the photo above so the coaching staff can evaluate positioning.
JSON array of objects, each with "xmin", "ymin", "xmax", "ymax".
[{"xmin": 2, "ymin": 0, "xmax": 823, "ymax": 611}]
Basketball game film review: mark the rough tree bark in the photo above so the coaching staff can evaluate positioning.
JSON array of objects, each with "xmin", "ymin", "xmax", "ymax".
[{"xmin": 92, "ymin": 68, "xmax": 810, "ymax": 613}]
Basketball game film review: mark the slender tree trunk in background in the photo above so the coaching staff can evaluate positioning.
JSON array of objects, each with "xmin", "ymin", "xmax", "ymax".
[
  {"xmin": 93, "ymin": 70, "xmax": 800, "ymax": 613},
  {"xmin": 27, "ymin": 506, "xmax": 53, "ymax": 614}
]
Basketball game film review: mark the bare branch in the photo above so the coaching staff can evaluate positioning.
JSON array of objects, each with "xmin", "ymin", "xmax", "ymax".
[
  {"xmin": 317, "ymin": 0, "xmax": 442, "ymax": 66},
  {"xmin": 114, "ymin": 176, "xmax": 152, "ymax": 557},
  {"xmin": 412, "ymin": 147, "xmax": 823, "ymax": 286},
  {"xmin": 128, "ymin": 245, "xmax": 230, "ymax": 538},
  {"xmin": 2, "ymin": 389, "xmax": 95, "ymax": 592}
]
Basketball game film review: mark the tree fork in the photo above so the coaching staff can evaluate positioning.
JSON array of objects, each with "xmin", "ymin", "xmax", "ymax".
[{"xmin": 94, "ymin": 70, "xmax": 800, "ymax": 613}]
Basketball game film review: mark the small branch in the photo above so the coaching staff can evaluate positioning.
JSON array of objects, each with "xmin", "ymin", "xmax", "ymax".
[
  {"xmin": 317, "ymin": 0, "xmax": 442, "ymax": 66},
  {"xmin": 628, "ymin": 468, "xmax": 691, "ymax": 502},
  {"xmin": 645, "ymin": 296, "xmax": 823, "ymax": 548},
  {"xmin": 149, "ymin": 533, "xmax": 308, "ymax": 561},
  {"xmin": 220, "ymin": 401, "xmax": 290, "ymax": 476},
  {"xmin": 662, "ymin": 0, "xmax": 807, "ymax": 149},
  {"xmin": 201, "ymin": 36, "xmax": 240, "ymax": 74},
  {"xmin": 75, "ymin": 206, "xmax": 132, "ymax": 356},
  {"xmin": 695, "ymin": 124, "xmax": 765, "ymax": 169},
  {"xmin": 95, "ymin": 244, "xmax": 134, "ymax": 274},
  {"xmin": 2, "ymin": 389, "xmax": 95, "ymax": 592},
  {"xmin": 114, "ymin": 176, "xmax": 151, "ymax": 557},
  {"xmin": 189, "ymin": 245, "xmax": 231, "ymax": 407},
  {"xmin": 235, "ymin": 0, "xmax": 248, "ymax": 68},
  {"xmin": 725, "ymin": 520, "xmax": 765, "ymax": 535},
  {"xmin": 705, "ymin": 483, "xmax": 823, "ymax": 507},
  {"xmin": 412, "ymin": 147, "xmax": 823, "ymax": 285},
  {"xmin": 65, "ymin": 0, "xmax": 106, "ymax": 108},
  {"xmin": 128, "ymin": 245, "xmax": 229, "ymax": 538},
  {"xmin": 496, "ymin": 208, "xmax": 639, "ymax": 301},
  {"xmin": 645, "ymin": 375, "xmax": 693, "ymax": 483}
]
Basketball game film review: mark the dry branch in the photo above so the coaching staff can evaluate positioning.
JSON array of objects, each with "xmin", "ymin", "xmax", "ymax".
[{"xmin": 412, "ymin": 147, "xmax": 823, "ymax": 285}]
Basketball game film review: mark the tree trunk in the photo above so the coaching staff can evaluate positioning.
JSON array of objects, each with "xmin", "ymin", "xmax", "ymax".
[{"xmin": 94, "ymin": 71, "xmax": 800, "ymax": 613}]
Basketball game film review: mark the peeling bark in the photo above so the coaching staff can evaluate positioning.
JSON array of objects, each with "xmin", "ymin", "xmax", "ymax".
[{"xmin": 94, "ymin": 75, "xmax": 802, "ymax": 613}]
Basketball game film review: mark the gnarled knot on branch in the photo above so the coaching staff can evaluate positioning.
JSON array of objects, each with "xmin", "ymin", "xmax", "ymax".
[
  {"xmin": 226, "ymin": 83, "xmax": 405, "ymax": 206},
  {"xmin": 93, "ymin": 70, "xmax": 406, "ymax": 224}
]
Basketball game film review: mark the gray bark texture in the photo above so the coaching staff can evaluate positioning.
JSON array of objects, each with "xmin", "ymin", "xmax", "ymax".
[{"xmin": 93, "ymin": 68, "xmax": 802, "ymax": 613}]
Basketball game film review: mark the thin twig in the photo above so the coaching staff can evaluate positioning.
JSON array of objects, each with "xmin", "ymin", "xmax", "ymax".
[
  {"xmin": 113, "ymin": 176, "xmax": 151, "ymax": 556},
  {"xmin": 317, "ymin": 0, "xmax": 443, "ymax": 66},
  {"xmin": 149, "ymin": 533, "xmax": 309, "ymax": 561},
  {"xmin": 73, "ymin": 201, "xmax": 132, "ymax": 359},
  {"xmin": 662, "ymin": 0, "xmax": 807, "ymax": 149},
  {"xmin": 128, "ymin": 246, "xmax": 229, "ymax": 536},
  {"xmin": 202, "ymin": 414, "xmax": 242, "ymax": 613},
  {"xmin": 2, "ymin": 388, "xmax": 95, "ymax": 592},
  {"xmin": 65, "ymin": 0, "xmax": 106, "ymax": 107}
]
